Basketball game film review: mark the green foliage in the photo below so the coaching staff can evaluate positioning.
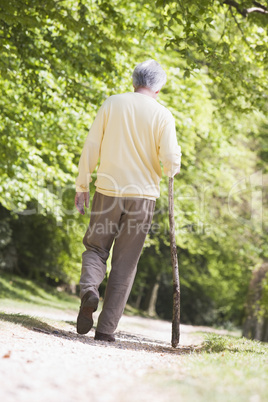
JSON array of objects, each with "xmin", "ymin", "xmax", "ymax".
[
  {"xmin": 0, "ymin": 0, "xmax": 267, "ymax": 326},
  {"xmin": 153, "ymin": 0, "xmax": 268, "ymax": 112}
]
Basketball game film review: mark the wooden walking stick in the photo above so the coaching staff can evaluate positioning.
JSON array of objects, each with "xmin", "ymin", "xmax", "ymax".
[{"xmin": 168, "ymin": 177, "xmax": 180, "ymax": 348}]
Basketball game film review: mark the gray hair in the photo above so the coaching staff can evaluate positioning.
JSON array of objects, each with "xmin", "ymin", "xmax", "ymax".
[{"xmin": 132, "ymin": 60, "xmax": 167, "ymax": 92}]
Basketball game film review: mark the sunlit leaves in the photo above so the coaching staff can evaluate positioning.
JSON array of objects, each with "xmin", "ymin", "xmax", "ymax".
[{"xmin": 0, "ymin": 0, "xmax": 267, "ymax": 320}]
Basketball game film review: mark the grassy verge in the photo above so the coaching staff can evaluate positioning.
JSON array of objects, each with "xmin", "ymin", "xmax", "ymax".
[
  {"xmin": 149, "ymin": 334, "xmax": 268, "ymax": 402},
  {"xmin": 0, "ymin": 272, "xmax": 80, "ymax": 313}
]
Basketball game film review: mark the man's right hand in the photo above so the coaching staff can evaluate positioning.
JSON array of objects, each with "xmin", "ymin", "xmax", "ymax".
[{"xmin": 75, "ymin": 192, "xmax": 89, "ymax": 215}]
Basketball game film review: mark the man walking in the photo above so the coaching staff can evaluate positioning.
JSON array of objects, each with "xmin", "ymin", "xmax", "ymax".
[{"xmin": 75, "ymin": 60, "xmax": 181, "ymax": 341}]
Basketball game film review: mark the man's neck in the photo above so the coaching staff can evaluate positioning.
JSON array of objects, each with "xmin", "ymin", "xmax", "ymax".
[{"xmin": 134, "ymin": 87, "xmax": 158, "ymax": 99}]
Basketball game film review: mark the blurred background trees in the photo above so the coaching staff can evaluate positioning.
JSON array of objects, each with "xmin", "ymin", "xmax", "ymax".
[{"xmin": 0, "ymin": 0, "xmax": 267, "ymax": 339}]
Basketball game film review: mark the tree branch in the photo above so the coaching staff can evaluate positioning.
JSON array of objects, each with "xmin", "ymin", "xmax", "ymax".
[
  {"xmin": 253, "ymin": 1, "xmax": 267, "ymax": 10},
  {"xmin": 223, "ymin": 0, "xmax": 268, "ymax": 16},
  {"xmin": 246, "ymin": 7, "xmax": 268, "ymax": 14},
  {"xmin": 229, "ymin": 6, "xmax": 251, "ymax": 47},
  {"xmin": 223, "ymin": 0, "xmax": 247, "ymax": 16}
]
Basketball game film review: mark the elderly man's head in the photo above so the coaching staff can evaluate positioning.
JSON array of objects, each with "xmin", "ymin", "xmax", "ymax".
[{"xmin": 132, "ymin": 60, "xmax": 167, "ymax": 96}]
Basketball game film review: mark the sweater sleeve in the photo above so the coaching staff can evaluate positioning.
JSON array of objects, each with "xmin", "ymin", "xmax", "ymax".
[
  {"xmin": 75, "ymin": 102, "xmax": 107, "ymax": 192},
  {"xmin": 158, "ymin": 114, "xmax": 182, "ymax": 177}
]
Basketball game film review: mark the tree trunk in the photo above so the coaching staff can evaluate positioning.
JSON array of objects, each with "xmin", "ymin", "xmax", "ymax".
[
  {"xmin": 243, "ymin": 263, "xmax": 268, "ymax": 342},
  {"xmin": 146, "ymin": 275, "xmax": 161, "ymax": 317},
  {"xmin": 134, "ymin": 286, "xmax": 144, "ymax": 309}
]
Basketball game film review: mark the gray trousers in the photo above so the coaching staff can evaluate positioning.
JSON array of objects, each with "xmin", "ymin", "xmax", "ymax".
[{"xmin": 79, "ymin": 191, "xmax": 155, "ymax": 334}]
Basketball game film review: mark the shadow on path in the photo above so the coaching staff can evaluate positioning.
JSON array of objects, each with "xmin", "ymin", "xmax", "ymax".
[
  {"xmin": 0, "ymin": 312, "xmax": 201, "ymax": 355},
  {"xmin": 1, "ymin": 312, "xmax": 263, "ymax": 356}
]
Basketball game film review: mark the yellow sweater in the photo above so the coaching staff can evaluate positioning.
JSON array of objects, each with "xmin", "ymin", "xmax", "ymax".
[{"xmin": 76, "ymin": 92, "xmax": 181, "ymax": 200}]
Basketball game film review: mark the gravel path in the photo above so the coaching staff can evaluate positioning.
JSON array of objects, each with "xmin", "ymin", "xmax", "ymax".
[{"xmin": 0, "ymin": 308, "xmax": 235, "ymax": 402}]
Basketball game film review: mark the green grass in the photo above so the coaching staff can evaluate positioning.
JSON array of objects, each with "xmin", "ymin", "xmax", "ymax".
[
  {"xmin": 149, "ymin": 334, "xmax": 268, "ymax": 402},
  {"xmin": 0, "ymin": 271, "xmax": 80, "ymax": 312}
]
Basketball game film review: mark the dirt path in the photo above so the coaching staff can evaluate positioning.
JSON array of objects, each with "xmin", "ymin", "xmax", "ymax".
[{"xmin": 0, "ymin": 307, "xmax": 237, "ymax": 402}]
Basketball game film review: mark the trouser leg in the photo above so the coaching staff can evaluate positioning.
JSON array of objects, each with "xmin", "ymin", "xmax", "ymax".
[
  {"xmin": 96, "ymin": 198, "xmax": 155, "ymax": 334},
  {"xmin": 79, "ymin": 192, "xmax": 121, "ymax": 299}
]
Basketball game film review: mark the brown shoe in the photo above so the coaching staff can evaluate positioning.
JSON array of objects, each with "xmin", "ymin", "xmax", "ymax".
[
  {"xmin": 77, "ymin": 291, "xmax": 99, "ymax": 335},
  {"xmin": 94, "ymin": 330, "xmax": 115, "ymax": 342}
]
